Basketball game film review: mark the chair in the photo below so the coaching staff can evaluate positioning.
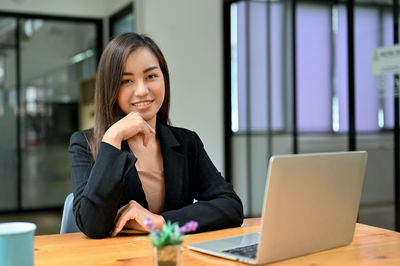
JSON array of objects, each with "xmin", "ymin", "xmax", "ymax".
[{"xmin": 60, "ymin": 193, "xmax": 80, "ymax": 234}]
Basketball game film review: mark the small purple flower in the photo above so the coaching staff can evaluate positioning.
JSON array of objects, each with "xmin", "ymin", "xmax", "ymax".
[
  {"xmin": 182, "ymin": 221, "xmax": 198, "ymax": 233},
  {"xmin": 144, "ymin": 218, "xmax": 155, "ymax": 229}
]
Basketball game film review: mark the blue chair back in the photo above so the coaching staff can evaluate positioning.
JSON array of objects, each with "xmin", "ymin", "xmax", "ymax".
[{"xmin": 60, "ymin": 193, "xmax": 80, "ymax": 234}]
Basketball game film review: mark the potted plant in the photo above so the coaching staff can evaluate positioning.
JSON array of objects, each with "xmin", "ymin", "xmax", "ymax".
[{"xmin": 145, "ymin": 219, "xmax": 198, "ymax": 266}]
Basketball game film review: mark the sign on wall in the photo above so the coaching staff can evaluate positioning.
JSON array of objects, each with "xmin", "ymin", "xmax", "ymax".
[{"xmin": 371, "ymin": 44, "xmax": 400, "ymax": 76}]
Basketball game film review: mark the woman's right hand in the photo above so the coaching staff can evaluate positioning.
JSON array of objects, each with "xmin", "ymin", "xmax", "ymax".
[
  {"xmin": 111, "ymin": 200, "xmax": 165, "ymax": 237},
  {"xmin": 102, "ymin": 112, "xmax": 156, "ymax": 150}
]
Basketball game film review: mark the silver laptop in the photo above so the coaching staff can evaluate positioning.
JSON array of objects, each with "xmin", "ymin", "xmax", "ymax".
[{"xmin": 188, "ymin": 151, "xmax": 368, "ymax": 265}]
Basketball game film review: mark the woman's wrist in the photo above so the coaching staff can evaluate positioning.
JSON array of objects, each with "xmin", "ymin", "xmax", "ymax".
[{"xmin": 102, "ymin": 127, "xmax": 123, "ymax": 149}]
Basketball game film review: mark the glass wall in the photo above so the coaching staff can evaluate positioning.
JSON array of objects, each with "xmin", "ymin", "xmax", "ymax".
[
  {"xmin": 230, "ymin": 0, "xmax": 292, "ymax": 216},
  {"xmin": 355, "ymin": 6, "xmax": 395, "ymax": 229},
  {"xmin": 110, "ymin": 3, "xmax": 134, "ymax": 39},
  {"xmin": 0, "ymin": 15, "xmax": 100, "ymax": 211},
  {"xmin": 0, "ymin": 17, "xmax": 18, "ymax": 210},
  {"xmin": 228, "ymin": 0, "xmax": 397, "ymax": 230}
]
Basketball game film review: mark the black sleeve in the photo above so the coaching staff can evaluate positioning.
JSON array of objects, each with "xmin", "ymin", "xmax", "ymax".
[
  {"xmin": 161, "ymin": 131, "xmax": 244, "ymax": 232},
  {"xmin": 68, "ymin": 131, "xmax": 136, "ymax": 238}
]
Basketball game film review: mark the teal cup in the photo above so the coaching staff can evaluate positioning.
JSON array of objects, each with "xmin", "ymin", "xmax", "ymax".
[{"xmin": 0, "ymin": 222, "xmax": 36, "ymax": 266}]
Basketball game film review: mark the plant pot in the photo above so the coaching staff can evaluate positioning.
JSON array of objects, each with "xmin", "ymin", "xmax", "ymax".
[{"xmin": 152, "ymin": 243, "xmax": 183, "ymax": 266}]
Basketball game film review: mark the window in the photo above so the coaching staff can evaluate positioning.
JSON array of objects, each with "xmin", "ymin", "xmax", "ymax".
[
  {"xmin": 109, "ymin": 3, "xmax": 134, "ymax": 39},
  {"xmin": 231, "ymin": 0, "xmax": 394, "ymax": 134},
  {"xmin": 227, "ymin": 0, "xmax": 398, "ymax": 229},
  {"xmin": 0, "ymin": 14, "xmax": 101, "ymax": 211}
]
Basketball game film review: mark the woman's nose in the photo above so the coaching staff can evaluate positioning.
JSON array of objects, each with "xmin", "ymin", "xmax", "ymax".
[{"xmin": 135, "ymin": 80, "xmax": 148, "ymax": 96}]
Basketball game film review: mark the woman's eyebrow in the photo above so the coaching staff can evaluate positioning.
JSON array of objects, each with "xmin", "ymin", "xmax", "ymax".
[
  {"xmin": 121, "ymin": 66, "xmax": 158, "ymax": 76},
  {"xmin": 143, "ymin": 66, "xmax": 158, "ymax": 73}
]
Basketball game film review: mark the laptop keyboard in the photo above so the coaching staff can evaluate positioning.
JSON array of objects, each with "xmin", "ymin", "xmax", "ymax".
[{"xmin": 222, "ymin": 243, "xmax": 258, "ymax": 259}]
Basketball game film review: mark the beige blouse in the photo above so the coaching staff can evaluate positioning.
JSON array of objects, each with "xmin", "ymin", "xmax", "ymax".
[{"xmin": 129, "ymin": 136, "xmax": 165, "ymax": 214}]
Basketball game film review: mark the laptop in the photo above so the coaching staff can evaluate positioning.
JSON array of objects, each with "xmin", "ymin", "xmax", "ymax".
[{"xmin": 188, "ymin": 151, "xmax": 368, "ymax": 265}]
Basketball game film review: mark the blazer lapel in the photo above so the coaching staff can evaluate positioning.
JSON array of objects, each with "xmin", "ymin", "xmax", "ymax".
[{"xmin": 158, "ymin": 123, "xmax": 185, "ymax": 211}]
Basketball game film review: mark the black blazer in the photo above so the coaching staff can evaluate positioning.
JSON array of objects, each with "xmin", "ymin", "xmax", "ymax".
[{"xmin": 68, "ymin": 123, "xmax": 243, "ymax": 238}]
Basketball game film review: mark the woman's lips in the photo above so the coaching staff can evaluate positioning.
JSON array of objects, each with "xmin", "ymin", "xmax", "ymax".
[
  {"xmin": 132, "ymin": 100, "xmax": 153, "ymax": 109},
  {"xmin": 133, "ymin": 101, "xmax": 152, "ymax": 107}
]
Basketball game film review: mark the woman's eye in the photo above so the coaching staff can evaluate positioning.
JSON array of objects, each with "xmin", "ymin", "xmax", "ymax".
[
  {"xmin": 121, "ymin": 79, "xmax": 133, "ymax": 84},
  {"xmin": 147, "ymin": 74, "xmax": 157, "ymax": 80}
]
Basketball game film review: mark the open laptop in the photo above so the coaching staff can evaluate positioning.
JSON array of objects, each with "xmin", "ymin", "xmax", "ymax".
[{"xmin": 188, "ymin": 151, "xmax": 368, "ymax": 265}]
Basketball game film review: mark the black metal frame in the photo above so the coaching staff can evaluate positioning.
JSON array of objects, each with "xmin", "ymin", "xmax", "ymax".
[
  {"xmin": 109, "ymin": 2, "xmax": 134, "ymax": 40},
  {"xmin": 347, "ymin": 0, "xmax": 356, "ymax": 151},
  {"xmin": 0, "ymin": 11, "xmax": 103, "ymax": 213},
  {"xmin": 16, "ymin": 17, "xmax": 22, "ymax": 212},
  {"xmin": 223, "ymin": 1, "xmax": 234, "ymax": 183},
  {"xmin": 266, "ymin": 0, "xmax": 273, "ymax": 161},
  {"xmin": 291, "ymin": 0, "xmax": 298, "ymax": 154},
  {"xmin": 393, "ymin": 0, "xmax": 400, "ymax": 232},
  {"xmin": 245, "ymin": 0, "xmax": 252, "ymax": 216},
  {"xmin": 223, "ymin": 0, "xmax": 400, "ymax": 229}
]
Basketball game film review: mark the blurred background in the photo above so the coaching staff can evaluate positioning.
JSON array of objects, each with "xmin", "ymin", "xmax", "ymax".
[{"xmin": 0, "ymin": 0, "xmax": 399, "ymax": 235}]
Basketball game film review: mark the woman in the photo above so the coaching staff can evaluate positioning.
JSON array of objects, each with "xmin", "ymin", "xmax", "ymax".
[{"xmin": 69, "ymin": 32, "xmax": 243, "ymax": 239}]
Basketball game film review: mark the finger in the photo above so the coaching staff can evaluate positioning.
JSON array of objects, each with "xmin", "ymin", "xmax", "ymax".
[
  {"xmin": 148, "ymin": 125, "xmax": 156, "ymax": 134},
  {"xmin": 138, "ymin": 117, "xmax": 155, "ymax": 135},
  {"xmin": 112, "ymin": 213, "xmax": 134, "ymax": 237},
  {"xmin": 142, "ymin": 131, "xmax": 150, "ymax": 147},
  {"xmin": 130, "ymin": 206, "xmax": 157, "ymax": 232},
  {"xmin": 112, "ymin": 203, "xmax": 134, "ymax": 236},
  {"xmin": 114, "ymin": 204, "xmax": 128, "ymax": 225},
  {"xmin": 126, "ymin": 219, "xmax": 148, "ymax": 232},
  {"xmin": 141, "ymin": 124, "xmax": 155, "ymax": 147},
  {"xmin": 135, "ymin": 217, "xmax": 152, "ymax": 232},
  {"xmin": 112, "ymin": 200, "xmax": 141, "ymax": 236}
]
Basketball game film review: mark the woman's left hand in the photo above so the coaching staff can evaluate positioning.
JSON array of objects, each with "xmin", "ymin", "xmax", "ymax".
[{"xmin": 111, "ymin": 200, "xmax": 165, "ymax": 237}]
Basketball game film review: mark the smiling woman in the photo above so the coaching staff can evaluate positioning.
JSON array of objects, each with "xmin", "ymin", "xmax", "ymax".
[
  {"xmin": 117, "ymin": 47, "xmax": 165, "ymax": 129},
  {"xmin": 68, "ymin": 32, "xmax": 244, "ymax": 239}
]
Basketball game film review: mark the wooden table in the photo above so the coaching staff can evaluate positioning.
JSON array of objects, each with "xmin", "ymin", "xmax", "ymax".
[{"xmin": 35, "ymin": 218, "xmax": 400, "ymax": 265}]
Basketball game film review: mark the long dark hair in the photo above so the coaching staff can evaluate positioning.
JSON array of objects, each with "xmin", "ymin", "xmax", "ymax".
[{"xmin": 91, "ymin": 32, "xmax": 170, "ymax": 159}]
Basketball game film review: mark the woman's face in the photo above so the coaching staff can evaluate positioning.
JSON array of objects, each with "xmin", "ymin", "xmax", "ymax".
[{"xmin": 117, "ymin": 47, "xmax": 165, "ymax": 128}]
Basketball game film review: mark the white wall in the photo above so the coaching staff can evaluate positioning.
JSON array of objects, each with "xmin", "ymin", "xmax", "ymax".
[{"xmin": 134, "ymin": 0, "xmax": 225, "ymax": 173}]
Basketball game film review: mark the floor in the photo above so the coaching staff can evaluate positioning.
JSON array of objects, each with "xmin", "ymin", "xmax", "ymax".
[{"xmin": 0, "ymin": 210, "xmax": 62, "ymax": 235}]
